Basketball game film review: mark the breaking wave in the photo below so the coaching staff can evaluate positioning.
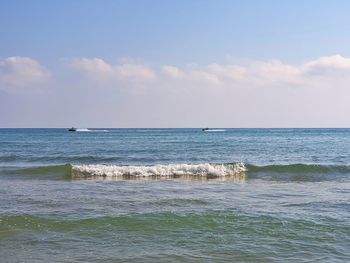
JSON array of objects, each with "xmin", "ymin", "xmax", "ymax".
[
  {"xmin": 71, "ymin": 163, "xmax": 247, "ymax": 178},
  {"xmin": 2, "ymin": 163, "xmax": 350, "ymax": 181}
]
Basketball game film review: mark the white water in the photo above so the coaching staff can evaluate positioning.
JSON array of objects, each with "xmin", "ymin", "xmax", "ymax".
[
  {"xmin": 72, "ymin": 163, "xmax": 247, "ymax": 178},
  {"xmin": 204, "ymin": 129, "xmax": 226, "ymax": 132},
  {"xmin": 76, "ymin": 128, "xmax": 108, "ymax": 132}
]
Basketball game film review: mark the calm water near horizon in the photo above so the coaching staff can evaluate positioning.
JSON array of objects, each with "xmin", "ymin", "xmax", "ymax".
[{"xmin": 0, "ymin": 128, "xmax": 349, "ymax": 262}]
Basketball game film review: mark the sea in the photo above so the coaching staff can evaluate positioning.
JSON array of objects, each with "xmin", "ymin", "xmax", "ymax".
[{"xmin": 0, "ymin": 128, "xmax": 349, "ymax": 262}]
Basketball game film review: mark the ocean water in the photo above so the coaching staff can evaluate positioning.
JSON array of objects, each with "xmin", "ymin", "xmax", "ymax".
[{"xmin": 0, "ymin": 128, "xmax": 349, "ymax": 262}]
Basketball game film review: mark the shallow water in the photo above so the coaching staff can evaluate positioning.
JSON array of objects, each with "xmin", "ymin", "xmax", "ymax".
[{"xmin": 0, "ymin": 129, "xmax": 349, "ymax": 262}]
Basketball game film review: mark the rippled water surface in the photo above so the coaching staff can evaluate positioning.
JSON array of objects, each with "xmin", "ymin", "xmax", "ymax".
[{"xmin": 0, "ymin": 129, "xmax": 349, "ymax": 262}]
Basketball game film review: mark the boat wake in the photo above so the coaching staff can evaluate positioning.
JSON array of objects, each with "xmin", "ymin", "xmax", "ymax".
[
  {"xmin": 203, "ymin": 129, "xmax": 226, "ymax": 132},
  {"xmin": 76, "ymin": 129, "xmax": 108, "ymax": 132}
]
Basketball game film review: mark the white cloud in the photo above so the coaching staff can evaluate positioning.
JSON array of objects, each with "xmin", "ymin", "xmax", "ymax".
[
  {"xmin": 0, "ymin": 57, "xmax": 50, "ymax": 89},
  {"xmin": 162, "ymin": 65, "xmax": 185, "ymax": 79},
  {"xmin": 196, "ymin": 60, "xmax": 303, "ymax": 85},
  {"xmin": 70, "ymin": 58, "xmax": 156, "ymax": 82},
  {"xmin": 303, "ymin": 54, "xmax": 350, "ymax": 75},
  {"xmin": 70, "ymin": 58, "xmax": 113, "ymax": 75},
  {"xmin": 248, "ymin": 60, "xmax": 302, "ymax": 84},
  {"xmin": 207, "ymin": 63, "xmax": 247, "ymax": 81},
  {"xmin": 190, "ymin": 69, "xmax": 221, "ymax": 85},
  {"xmin": 162, "ymin": 55, "xmax": 350, "ymax": 87},
  {"xmin": 68, "ymin": 55, "xmax": 350, "ymax": 90},
  {"xmin": 116, "ymin": 63, "xmax": 156, "ymax": 81},
  {"xmin": 3, "ymin": 55, "xmax": 349, "ymax": 91}
]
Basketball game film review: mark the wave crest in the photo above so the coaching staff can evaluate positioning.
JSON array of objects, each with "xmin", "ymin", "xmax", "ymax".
[
  {"xmin": 3, "ymin": 163, "xmax": 349, "ymax": 182},
  {"xmin": 71, "ymin": 163, "xmax": 247, "ymax": 178}
]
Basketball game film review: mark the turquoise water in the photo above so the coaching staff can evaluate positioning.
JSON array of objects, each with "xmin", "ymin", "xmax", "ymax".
[{"xmin": 0, "ymin": 128, "xmax": 349, "ymax": 262}]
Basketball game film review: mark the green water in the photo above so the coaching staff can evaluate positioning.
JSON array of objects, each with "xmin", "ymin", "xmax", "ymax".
[{"xmin": 1, "ymin": 178, "xmax": 349, "ymax": 262}]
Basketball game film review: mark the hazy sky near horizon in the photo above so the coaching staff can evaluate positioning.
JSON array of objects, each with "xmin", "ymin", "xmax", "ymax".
[{"xmin": 2, "ymin": 0, "xmax": 350, "ymax": 127}]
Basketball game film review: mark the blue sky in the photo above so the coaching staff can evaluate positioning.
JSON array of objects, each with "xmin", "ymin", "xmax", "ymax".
[
  {"xmin": 1, "ymin": 1, "xmax": 350, "ymax": 127},
  {"xmin": 2, "ymin": 0, "xmax": 350, "ymax": 63}
]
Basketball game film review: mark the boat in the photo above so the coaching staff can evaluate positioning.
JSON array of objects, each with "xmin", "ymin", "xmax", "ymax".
[
  {"xmin": 202, "ymin": 128, "xmax": 226, "ymax": 132},
  {"xmin": 68, "ymin": 127, "xmax": 77, "ymax": 132}
]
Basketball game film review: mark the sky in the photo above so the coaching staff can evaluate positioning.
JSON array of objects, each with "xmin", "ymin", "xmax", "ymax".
[{"xmin": 1, "ymin": 0, "xmax": 350, "ymax": 127}]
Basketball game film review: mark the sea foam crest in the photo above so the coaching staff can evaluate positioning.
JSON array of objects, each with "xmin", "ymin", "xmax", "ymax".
[{"xmin": 72, "ymin": 163, "xmax": 247, "ymax": 178}]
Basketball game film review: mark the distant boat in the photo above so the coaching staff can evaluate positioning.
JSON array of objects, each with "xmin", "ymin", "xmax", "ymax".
[
  {"xmin": 68, "ymin": 127, "xmax": 77, "ymax": 132},
  {"xmin": 202, "ymin": 128, "xmax": 226, "ymax": 132}
]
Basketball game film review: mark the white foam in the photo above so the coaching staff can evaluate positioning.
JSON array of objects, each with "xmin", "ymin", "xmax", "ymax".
[
  {"xmin": 76, "ymin": 129, "xmax": 108, "ymax": 132},
  {"xmin": 72, "ymin": 163, "xmax": 247, "ymax": 178},
  {"xmin": 204, "ymin": 129, "xmax": 226, "ymax": 132}
]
